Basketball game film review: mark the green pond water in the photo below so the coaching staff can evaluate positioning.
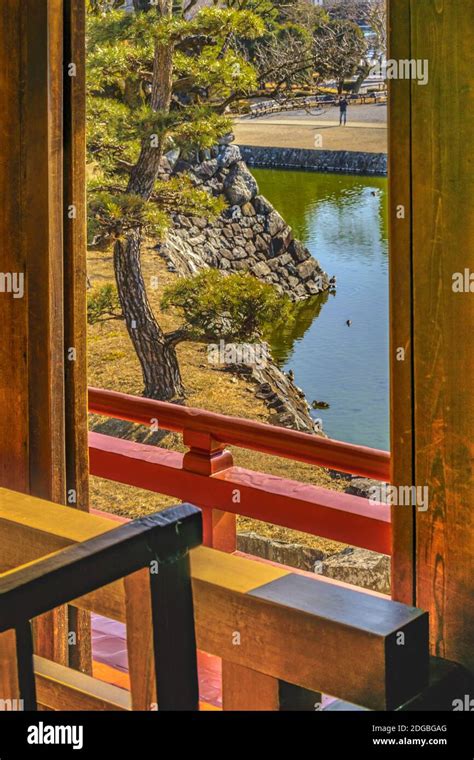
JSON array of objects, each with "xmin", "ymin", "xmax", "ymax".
[{"xmin": 251, "ymin": 168, "xmax": 389, "ymax": 450}]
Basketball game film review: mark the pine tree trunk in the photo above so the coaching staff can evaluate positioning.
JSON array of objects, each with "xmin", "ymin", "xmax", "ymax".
[
  {"xmin": 127, "ymin": 1, "xmax": 174, "ymax": 200},
  {"xmin": 114, "ymin": 230, "xmax": 184, "ymax": 400},
  {"xmin": 114, "ymin": 0, "xmax": 183, "ymax": 400}
]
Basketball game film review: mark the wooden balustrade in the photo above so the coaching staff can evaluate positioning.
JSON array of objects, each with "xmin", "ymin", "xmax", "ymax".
[
  {"xmin": 88, "ymin": 388, "xmax": 393, "ymax": 709},
  {"xmin": 89, "ymin": 388, "xmax": 390, "ymax": 480},
  {"xmin": 88, "ymin": 387, "xmax": 394, "ymax": 710},
  {"xmin": 0, "ymin": 488, "xmax": 429, "ymax": 711},
  {"xmin": 89, "ymin": 387, "xmax": 391, "ymax": 554}
]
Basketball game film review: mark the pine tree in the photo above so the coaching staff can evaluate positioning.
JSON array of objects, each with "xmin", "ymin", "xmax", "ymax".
[{"xmin": 87, "ymin": 1, "xmax": 264, "ymax": 398}]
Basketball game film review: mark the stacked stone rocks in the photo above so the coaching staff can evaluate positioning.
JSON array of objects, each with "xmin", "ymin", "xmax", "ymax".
[
  {"xmin": 239, "ymin": 145, "xmax": 388, "ymax": 176},
  {"xmin": 158, "ymin": 142, "xmax": 331, "ymax": 301},
  {"xmin": 226, "ymin": 356, "xmax": 321, "ymax": 434}
]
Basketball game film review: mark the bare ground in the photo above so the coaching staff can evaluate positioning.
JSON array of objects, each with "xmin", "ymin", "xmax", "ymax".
[{"xmin": 233, "ymin": 103, "xmax": 387, "ymax": 153}]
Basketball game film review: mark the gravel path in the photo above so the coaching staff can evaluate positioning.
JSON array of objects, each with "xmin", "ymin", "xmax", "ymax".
[{"xmin": 234, "ymin": 103, "xmax": 387, "ymax": 153}]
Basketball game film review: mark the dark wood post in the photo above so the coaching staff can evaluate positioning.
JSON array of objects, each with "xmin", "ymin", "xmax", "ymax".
[
  {"xmin": 390, "ymin": 0, "xmax": 474, "ymax": 672},
  {"xmin": 0, "ymin": 0, "xmax": 90, "ymax": 671}
]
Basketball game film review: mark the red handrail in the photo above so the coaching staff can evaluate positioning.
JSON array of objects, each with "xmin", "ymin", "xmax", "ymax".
[
  {"xmin": 88, "ymin": 387, "xmax": 390, "ymax": 481},
  {"xmin": 89, "ymin": 432, "xmax": 391, "ymax": 553}
]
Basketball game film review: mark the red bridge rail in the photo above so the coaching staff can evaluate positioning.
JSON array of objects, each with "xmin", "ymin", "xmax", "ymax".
[{"xmin": 88, "ymin": 387, "xmax": 392, "ymax": 555}]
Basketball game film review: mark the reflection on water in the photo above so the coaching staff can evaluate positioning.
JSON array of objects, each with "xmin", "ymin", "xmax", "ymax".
[
  {"xmin": 268, "ymin": 291, "xmax": 331, "ymax": 365},
  {"xmin": 253, "ymin": 169, "xmax": 389, "ymax": 450}
]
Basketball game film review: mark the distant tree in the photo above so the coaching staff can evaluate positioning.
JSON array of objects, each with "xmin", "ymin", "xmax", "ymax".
[
  {"xmin": 240, "ymin": 0, "xmax": 328, "ymax": 99},
  {"xmin": 324, "ymin": 0, "xmax": 387, "ymax": 92},
  {"xmin": 355, "ymin": 0, "xmax": 386, "ymax": 92},
  {"xmin": 161, "ymin": 269, "xmax": 294, "ymax": 343},
  {"xmin": 313, "ymin": 16, "xmax": 366, "ymax": 93},
  {"xmin": 244, "ymin": 0, "xmax": 374, "ymax": 101}
]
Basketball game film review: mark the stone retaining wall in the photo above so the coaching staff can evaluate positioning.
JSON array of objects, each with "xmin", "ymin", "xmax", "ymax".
[
  {"xmin": 158, "ymin": 143, "xmax": 333, "ymax": 301},
  {"xmin": 237, "ymin": 532, "xmax": 391, "ymax": 594},
  {"xmin": 238, "ymin": 145, "xmax": 387, "ymax": 176}
]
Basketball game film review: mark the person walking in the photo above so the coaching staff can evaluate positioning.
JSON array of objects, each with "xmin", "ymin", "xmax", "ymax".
[{"xmin": 339, "ymin": 96, "xmax": 348, "ymax": 126}]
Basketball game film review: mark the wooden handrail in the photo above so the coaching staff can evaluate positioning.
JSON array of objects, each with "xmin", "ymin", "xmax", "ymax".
[
  {"xmin": 88, "ymin": 387, "xmax": 390, "ymax": 481},
  {"xmin": 0, "ymin": 503, "xmax": 202, "ymax": 711},
  {"xmin": 89, "ymin": 432, "xmax": 391, "ymax": 553}
]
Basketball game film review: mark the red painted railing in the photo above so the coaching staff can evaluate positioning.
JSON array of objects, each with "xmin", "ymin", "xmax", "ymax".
[{"xmin": 88, "ymin": 387, "xmax": 392, "ymax": 554}]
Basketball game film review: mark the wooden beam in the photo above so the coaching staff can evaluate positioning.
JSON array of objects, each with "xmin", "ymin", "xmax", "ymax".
[
  {"xmin": 0, "ymin": 504, "xmax": 202, "ymax": 631},
  {"xmin": 89, "ymin": 387, "xmax": 391, "ymax": 481},
  {"xmin": 222, "ymin": 661, "xmax": 322, "ymax": 711},
  {"xmin": 409, "ymin": 0, "xmax": 474, "ymax": 672},
  {"xmin": 150, "ymin": 554, "xmax": 200, "ymax": 710},
  {"xmin": 0, "ymin": 487, "xmax": 125, "ymax": 623},
  {"xmin": 0, "ymin": 487, "xmax": 115, "ymax": 550},
  {"xmin": 323, "ymin": 657, "xmax": 474, "ymax": 712},
  {"xmin": 34, "ymin": 656, "xmax": 130, "ymax": 711},
  {"xmin": 390, "ymin": 0, "xmax": 474, "ymax": 672},
  {"xmin": 23, "ymin": 0, "xmax": 66, "ymax": 505},
  {"xmin": 63, "ymin": 0, "xmax": 91, "ymax": 678},
  {"xmin": 222, "ymin": 662, "xmax": 280, "ymax": 710},
  {"xmin": 0, "ymin": 0, "xmax": 29, "ymax": 495},
  {"xmin": 63, "ymin": 0, "xmax": 89, "ymax": 516},
  {"xmin": 80, "ymin": 553, "xmax": 429, "ymax": 709},
  {"xmin": 0, "ymin": 631, "xmax": 20, "ymax": 706},
  {"xmin": 0, "ymin": 0, "xmax": 67, "ymax": 666},
  {"xmin": 124, "ymin": 570, "xmax": 156, "ymax": 711}
]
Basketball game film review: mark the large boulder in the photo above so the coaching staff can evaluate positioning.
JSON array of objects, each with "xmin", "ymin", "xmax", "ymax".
[
  {"xmin": 193, "ymin": 158, "xmax": 218, "ymax": 180},
  {"xmin": 253, "ymin": 195, "xmax": 274, "ymax": 216},
  {"xmin": 345, "ymin": 477, "xmax": 386, "ymax": 499},
  {"xmin": 314, "ymin": 548, "xmax": 391, "ymax": 595},
  {"xmin": 217, "ymin": 144, "xmax": 242, "ymax": 169},
  {"xmin": 266, "ymin": 209, "xmax": 286, "ymax": 236},
  {"xmin": 224, "ymin": 162, "xmax": 259, "ymax": 205},
  {"xmin": 237, "ymin": 532, "xmax": 328, "ymax": 572}
]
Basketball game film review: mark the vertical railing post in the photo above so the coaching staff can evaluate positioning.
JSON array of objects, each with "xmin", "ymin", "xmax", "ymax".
[
  {"xmin": 182, "ymin": 430, "xmax": 236, "ymax": 552},
  {"xmin": 149, "ymin": 553, "xmax": 199, "ymax": 711},
  {"xmin": 15, "ymin": 622, "xmax": 37, "ymax": 711},
  {"xmin": 0, "ymin": 631, "xmax": 21, "ymax": 710}
]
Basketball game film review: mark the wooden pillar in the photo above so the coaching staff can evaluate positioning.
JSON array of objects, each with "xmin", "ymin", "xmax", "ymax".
[
  {"xmin": 222, "ymin": 662, "xmax": 280, "ymax": 711},
  {"xmin": 124, "ymin": 569, "xmax": 156, "ymax": 711},
  {"xmin": 0, "ymin": 632, "xmax": 20, "ymax": 707},
  {"xmin": 388, "ymin": 0, "xmax": 416, "ymax": 606},
  {"xmin": 63, "ymin": 0, "xmax": 91, "ymax": 675},
  {"xmin": 222, "ymin": 662, "xmax": 322, "ymax": 711},
  {"xmin": 390, "ymin": 0, "xmax": 474, "ymax": 672},
  {"xmin": 0, "ymin": 0, "xmax": 90, "ymax": 671}
]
